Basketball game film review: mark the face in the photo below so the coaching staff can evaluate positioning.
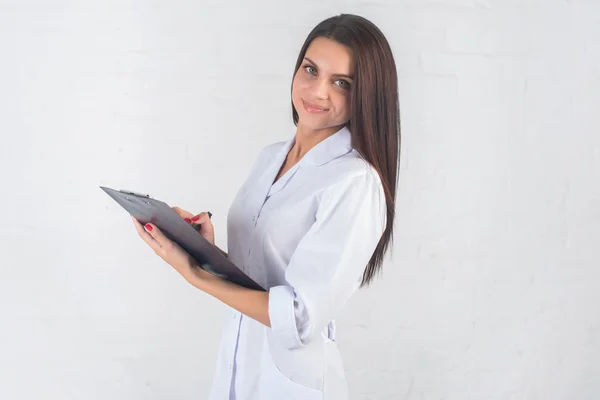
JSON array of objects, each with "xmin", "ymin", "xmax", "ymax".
[{"xmin": 292, "ymin": 37, "xmax": 355, "ymax": 132}]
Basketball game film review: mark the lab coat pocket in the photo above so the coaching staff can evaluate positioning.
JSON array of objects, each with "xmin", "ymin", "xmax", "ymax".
[{"xmin": 260, "ymin": 333, "xmax": 323, "ymax": 400}]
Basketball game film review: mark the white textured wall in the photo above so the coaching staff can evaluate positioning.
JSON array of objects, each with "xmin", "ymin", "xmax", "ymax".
[{"xmin": 1, "ymin": 1, "xmax": 599, "ymax": 399}]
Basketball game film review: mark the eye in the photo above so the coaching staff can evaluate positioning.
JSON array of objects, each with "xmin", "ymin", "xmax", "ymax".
[
  {"xmin": 335, "ymin": 79, "xmax": 351, "ymax": 90},
  {"xmin": 303, "ymin": 65, "xmax": 317, "ymax": 75}
]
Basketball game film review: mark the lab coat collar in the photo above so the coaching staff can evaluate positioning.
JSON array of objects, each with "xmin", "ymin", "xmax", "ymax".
[{"xmin": 277, "ymin": 125, "xmax": 353, "ymax": 167}]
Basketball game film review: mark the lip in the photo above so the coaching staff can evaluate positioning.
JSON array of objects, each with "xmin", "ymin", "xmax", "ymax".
[{"xmin": 302, "ymin": 99, "xmax": 329, "ymax": 113}]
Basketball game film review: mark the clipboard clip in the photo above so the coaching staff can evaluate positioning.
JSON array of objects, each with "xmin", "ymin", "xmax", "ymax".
[{"xmin": 119, "ymin": 189, "xmax": 151, "ymax": 198}]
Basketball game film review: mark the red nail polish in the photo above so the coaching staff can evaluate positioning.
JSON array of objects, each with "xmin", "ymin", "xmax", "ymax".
[
  {"xmin": 145, "ymin": 224, "xmax": 153, "ymax": 231},
  {"xmin": 192, "ymin": 216, "xmax": 200, "ymax": 222},
  {"xmin": 184, "ymin": 218, "xmax": 192, "ymax": 223}
]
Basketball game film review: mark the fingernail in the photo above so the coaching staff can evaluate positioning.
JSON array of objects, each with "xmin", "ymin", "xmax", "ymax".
[
  {"xmin": 184, "ymin": 218, "xmax": 192, "ymax": 223},
  {"xmin": 192, "ymin": 216, "xmax": 200, "ymax": 222},
  {"xmin": 145, "ymin": 224, "xmax": 153, "ymax": 231}
]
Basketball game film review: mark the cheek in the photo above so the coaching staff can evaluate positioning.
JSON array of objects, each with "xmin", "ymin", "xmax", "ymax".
[
  {"xmin": 333, "ymin": 93, "xmax": 351, "ymax": 117},
  {"xmin": 292, "ymin": 75, "xmax": 310, "ymax": 108},
  {"xmin": 291, "ymin": 75, "xmax": 300, "ymax": 98},
  {"xmin": 292, "ymin": 74, "xmax": 309, "ymax": 95}
]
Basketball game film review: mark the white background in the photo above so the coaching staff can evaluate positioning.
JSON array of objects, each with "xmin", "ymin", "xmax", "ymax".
[{"xmin": 1, "ymin": 1, "xmax": 599, "ymax": 399}]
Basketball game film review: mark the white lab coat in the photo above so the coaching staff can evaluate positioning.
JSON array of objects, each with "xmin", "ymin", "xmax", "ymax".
[{"xmin": 208, "ymin": 125, "xmax": 387, "ymax": 400}]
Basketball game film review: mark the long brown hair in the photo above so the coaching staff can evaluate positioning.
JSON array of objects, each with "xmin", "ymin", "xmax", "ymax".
[{"xmin": 291, "ymin": 14, "xmax": 400, "ymax": 287}]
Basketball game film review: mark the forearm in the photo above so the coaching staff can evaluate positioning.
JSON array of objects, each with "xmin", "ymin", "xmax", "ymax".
[{"xmin": 190, "ymin": 269, "xmax": 271, "ymax": 327}]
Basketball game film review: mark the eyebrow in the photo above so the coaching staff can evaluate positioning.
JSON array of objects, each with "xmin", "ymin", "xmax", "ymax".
[{"xmin": 304, "ymin": 57, "xmax": 354, "ymax": 80}]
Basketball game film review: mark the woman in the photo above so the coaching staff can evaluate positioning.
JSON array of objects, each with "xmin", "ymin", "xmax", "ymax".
[{"xmin": 132, "ymin": 13, "xmax": 399, "ymax": 400}]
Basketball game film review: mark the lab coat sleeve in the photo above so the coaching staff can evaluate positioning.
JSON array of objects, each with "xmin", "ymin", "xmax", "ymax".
[{"xmin": 268, "ymin": 170, "xmax": 388, "ymax": 349}]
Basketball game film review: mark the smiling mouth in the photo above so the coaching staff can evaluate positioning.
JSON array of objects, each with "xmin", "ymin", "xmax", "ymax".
[{"xmin": 302, "ymin": 99, "xmax": 329, "ymax": 113}]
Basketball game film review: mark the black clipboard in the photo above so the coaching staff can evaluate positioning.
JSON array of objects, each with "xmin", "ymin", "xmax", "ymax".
[{"xmin": 100, "ymin": 186, "xmax": 265, "ymax": 291}]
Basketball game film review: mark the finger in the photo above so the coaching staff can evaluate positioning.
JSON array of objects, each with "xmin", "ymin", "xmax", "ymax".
[
  {"xmin": 191, "ymin": 212, "xmax": 211, "ymax": 225},
  {"xmin": 172, "ymin": 206, "xmax": 193, "ymax": 218},
  {"xmin": 142, "ymin": 222, "xmax": 170, "ymax": 248},
  {"xmin": 172, "ymin": 206, "xmax": 194, "ymax": 223},
  {"xmin": 131, "ymin": 216, "xmax": 162, "ymax": 251}
]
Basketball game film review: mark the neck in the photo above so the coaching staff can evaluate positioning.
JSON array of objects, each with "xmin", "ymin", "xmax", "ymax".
[{"xmin": 289, "ymin": 123, "xmax": 345, "ymax": 161}]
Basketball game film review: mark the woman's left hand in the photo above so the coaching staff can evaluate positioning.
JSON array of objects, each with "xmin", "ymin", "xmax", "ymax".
[{"xmin": 131, "ymin": 216, "xmax": 210, "ymax": 284}]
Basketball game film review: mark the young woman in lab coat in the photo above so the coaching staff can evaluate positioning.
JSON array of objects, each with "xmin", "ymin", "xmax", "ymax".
[{"xmin": 132, "ymin": 13, "xmax": 400, "ymax": 400}]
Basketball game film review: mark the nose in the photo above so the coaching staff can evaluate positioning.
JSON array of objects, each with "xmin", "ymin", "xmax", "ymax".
[{"xmin": 312, "ymin": 78, "xmax": 329, "ymax": 100}]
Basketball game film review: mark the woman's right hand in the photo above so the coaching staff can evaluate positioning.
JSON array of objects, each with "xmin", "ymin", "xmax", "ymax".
[{"xmin": 172, "ymin": 206, "xmax": 215, "ymax": 246}]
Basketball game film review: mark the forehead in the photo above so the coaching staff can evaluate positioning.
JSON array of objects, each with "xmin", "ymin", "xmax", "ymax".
[{"xmin": 305, "ymin": 37, "xmax": 354, "ymax": 75}]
